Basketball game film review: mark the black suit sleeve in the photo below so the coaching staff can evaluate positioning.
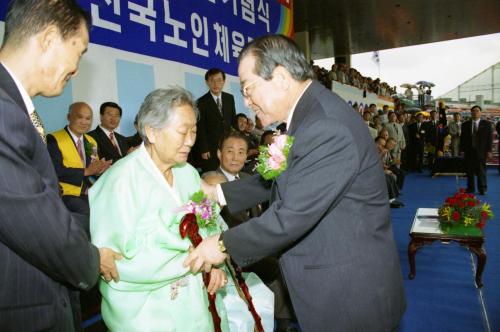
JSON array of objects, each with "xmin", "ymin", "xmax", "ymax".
[
  {"xmin": 46, "ymin": 134, "xmax": 85, "ymax": 187},
  {"xmin": 221, "ymin": 174, "xmax": 271, "ymax": 214},
  {"xmin": 196, "ymin": 96, "xmax": 210, "ymax": 154},
  {"xmin": 0, "ymin": 100, "xmax": 99, "ymax": 290}
]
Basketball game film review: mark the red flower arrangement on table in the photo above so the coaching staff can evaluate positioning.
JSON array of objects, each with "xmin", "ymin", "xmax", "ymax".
[{"xmin": 437, "ymin": 188, "xmax": 494, "ymax": 235}]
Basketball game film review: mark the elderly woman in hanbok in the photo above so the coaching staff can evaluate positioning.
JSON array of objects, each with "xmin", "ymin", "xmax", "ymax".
[{"xmin": 89, "ymin": 87, "xmax": 273, "ymax": 331}]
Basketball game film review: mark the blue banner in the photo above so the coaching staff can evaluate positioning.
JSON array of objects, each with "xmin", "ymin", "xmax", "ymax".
[{"xmin": 0, "ymin": 1, "xmax": 293, "ymax": 75}]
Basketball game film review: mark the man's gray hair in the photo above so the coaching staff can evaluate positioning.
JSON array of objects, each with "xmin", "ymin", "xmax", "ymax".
[
  {"xmin": 238, "ymin": 34, "xmax": 314, "ymax": 81},
  {"xmin": 137, "ymin": 87, "xmax": 198, "ymax": 143}
]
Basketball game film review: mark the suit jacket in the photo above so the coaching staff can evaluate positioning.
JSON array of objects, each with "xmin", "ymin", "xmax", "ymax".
[
  {"xmin": 384, "ymin": 121, "xmax": 406, "ymax": 150},
  {"xmin": 193, "ymin": 91, "xmax": 236, "ymax": 170},
  {"xmin": 216, "ymin": 169, "xmax": 260, "ymax": 228},
  {"xmin": 408, "ymin": 121, "xmax": 425, "ymax": 149},
  {"xmin": 88, "ymin": 125, "xmax": 129, "ymax": 163},
  {"xmin": 46, "ymin": 127, "xmax": 94, "ymax": 196},
  {"xmin": 0, "ymin": 64, "xmax": 100, "ymax": 331},
  {"xmin": 423, "ymin": 120, "xmax": 438, "ymax": 146},
  {"xmin": 221, "ymin": 81, "xmax": 406, "ymax": 331},
  {"xmin": 460, "ymin": 119, "xmax": 493, "ymax": 160}
]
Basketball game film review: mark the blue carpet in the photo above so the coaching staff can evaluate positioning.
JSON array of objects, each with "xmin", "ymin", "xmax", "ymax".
[{"xmin": 394, "ymin": 168, "xmax": 500, "ymax": 332}]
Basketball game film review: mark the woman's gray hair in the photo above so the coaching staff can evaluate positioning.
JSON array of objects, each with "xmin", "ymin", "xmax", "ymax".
[
  {"xmin": 238, "ymin": 34, "xmax": 314, "ymax": 82},
  {"xmin": 137, "ymin": 87, "xmax": 198, "ymax": 144}
]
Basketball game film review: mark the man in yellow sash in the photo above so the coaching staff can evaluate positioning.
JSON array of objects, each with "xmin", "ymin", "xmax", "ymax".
[{"xmin": 47, "ymin": 102, "xmax": 111, "ymax": 217}]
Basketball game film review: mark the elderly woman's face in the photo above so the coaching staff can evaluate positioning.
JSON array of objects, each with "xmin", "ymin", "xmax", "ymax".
[{"xmin": 148, "ymin": 104, "xmax": 197, "ymax": 166}]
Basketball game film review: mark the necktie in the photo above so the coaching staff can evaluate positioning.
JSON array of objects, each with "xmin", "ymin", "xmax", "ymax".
[
  {"xmin": 29, "ymin": 110, "xmax": 46, "ymax": 144},
  {"xmin": 472, "ymin": 121, "xmax": 478, "ymax": 148},
  {"xmin": 109, "ymin": 132, "xmax": 121, "ymax": 156},
  {"xmin": 216, "ymin": 97, "xmax": 222, "ymax": 114},
  {"xmin": 76, "ymin": 138, "xmax": 85, "ymax": 166}
]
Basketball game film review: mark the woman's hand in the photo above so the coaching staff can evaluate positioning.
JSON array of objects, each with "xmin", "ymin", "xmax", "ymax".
[{"xmin": 207, "ymin": 268, "xmax": 228, "ymax": 295}]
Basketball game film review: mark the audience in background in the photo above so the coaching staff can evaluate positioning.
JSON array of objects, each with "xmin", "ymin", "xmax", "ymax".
[
  {"xmin": 47, "ymin": 102, "xmax": 112, "ymax": 216},
  {"xmin": 88, "ymin": 102, "xmax": 129, "ymax": 163}
]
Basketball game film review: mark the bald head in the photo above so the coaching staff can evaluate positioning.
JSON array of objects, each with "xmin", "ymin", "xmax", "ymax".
[
  {"xmin": 68, "ymin": 102, "xmax": 93, "ymax": 136},
  {"xmin": 202, "ymin": 171, "xmax": 227, "ymax": 185}
]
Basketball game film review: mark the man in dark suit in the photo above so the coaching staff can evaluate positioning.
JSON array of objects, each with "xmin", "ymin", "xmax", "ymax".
[
  {"xmin": 47, "ymin": 102, "xmax": 112, "ymax": 216},
  {"xmin": 186, "ymin": 35, "xmax": 406, "ymax": 332},
  {"xmin": 211, "ymin": 131, "xmax": 296, "ymax": 332},
  {"xmin": 408, "ymin": 112, "xmax": 426, "ymax": 172},
  {"xmin": 0, "ymin": 1, "xmax": 120, "ymax": 330},
  {"xmin": 213, "ymin": 131, "xmax": 261, "ymax": 227},
  {"xmin": 460, "ymin": 105, "xmax": 493, "ymax": 195},
  {"xmin": 88, "ymin": 101, "xmax": 129, "ymax": 163},
  {"xmin": 423, "ymin": 110, "xmax": 439, "ymax": 168},
  {"xmin": 193, "ymin": 68, "xmax": 237, "ymax": 172}
]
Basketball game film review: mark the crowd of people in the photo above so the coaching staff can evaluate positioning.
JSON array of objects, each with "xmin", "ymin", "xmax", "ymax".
[
  {"xmin": 360, "ymin": 103, "xmax": 495, "ymax": 200},
  {"xmin": 312, "ymin": 63, "xmax": 397, "ymax": 97}
]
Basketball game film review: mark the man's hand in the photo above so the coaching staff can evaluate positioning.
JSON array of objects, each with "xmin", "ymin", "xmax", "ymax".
[
  {"xmin": 201, "ymin": 179, "xmax": 219, "ymax": 203},
  {"xmin": 85, "ymin": 159, "xmax": 112, "ymax": 176},
  {"xmin": 99, "ymin": 247, "xmax": 123, "ymax": 282},
  {"xmin": 207, "ymin": 268, "xmax": 228, "ymax": 295},
  {"xmin": 184, "ymin": 234, "xmax": 227, "ymax": 273},
  {"xmin": 201, "ymin": 152, "xmax": 210, "ymax": 160}
]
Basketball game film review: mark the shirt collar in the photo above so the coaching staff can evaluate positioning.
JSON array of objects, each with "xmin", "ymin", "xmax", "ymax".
[
  {"xmin": 220, "ymin": 167, "xmax": 237, "ymax": 181},
  {"xmin": 211, "ymin": 92, "xmax": 222, "ymax": 101},
  {"xmin": 1, "ymin": 62, "xmax": 35, "ymax": 115},
  {"xmin": 286, "ymin": 80, "xmax": 313, "ymax": 131},
  {"xmin": 67, "ymin": 126, "xmax": 83, "ymax": 143},
  {"xmin": 99, "ymin": 125, "xmax": 114, "ymax": 136}
]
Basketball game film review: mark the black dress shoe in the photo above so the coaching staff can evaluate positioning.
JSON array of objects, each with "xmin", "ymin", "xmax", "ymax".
[{"xmin": 390, "ymin": 202, "xmax": 401, "ymax": 208}]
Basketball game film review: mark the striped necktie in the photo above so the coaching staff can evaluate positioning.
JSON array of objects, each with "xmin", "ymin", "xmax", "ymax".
[
  {"xmin": 216, "ymin": 97, "xmax": 222, "ymax": 114},
  {"xmin": 29, "ymin": 110, "xmax": 46, "ymax": 144},
  {"xmin": 109, "ymin": 132, "xmax": 122, "ymax": 156}
]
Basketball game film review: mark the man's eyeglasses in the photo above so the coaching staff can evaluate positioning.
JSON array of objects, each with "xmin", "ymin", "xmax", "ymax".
[
  {"xmin": 209, "ymin": 78, "xmax": 225, "ymax": 84},
  {"xmin": 240, "ymin": 79, "xmax": 261, "ymax": 98}
]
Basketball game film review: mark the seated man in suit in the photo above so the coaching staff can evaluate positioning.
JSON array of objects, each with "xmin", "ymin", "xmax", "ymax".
[
  {"xmin": 88, "ymin": 101, "xmax": 129, "ymax": 163},
  {"xmin": 205, "ymin": 131, "xmax": 297, "ymax": 332},
  {"xmin": 47, "ymin": 102, "xmax": 112, "ymax": 216}
]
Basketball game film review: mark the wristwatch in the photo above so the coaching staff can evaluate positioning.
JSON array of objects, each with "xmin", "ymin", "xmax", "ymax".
[{"xmin": 218, "ymin": 233, "xmax": 227, "ymax": 253}]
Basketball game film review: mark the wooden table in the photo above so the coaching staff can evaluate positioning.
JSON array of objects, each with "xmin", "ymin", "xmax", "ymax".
[{"xmin": 408, "ymin": 208, "xmax": 486, "ymax": 288}]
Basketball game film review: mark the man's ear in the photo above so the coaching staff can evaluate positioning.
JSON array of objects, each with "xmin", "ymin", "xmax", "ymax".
[
  {"xmin": 217, "ymin": 149, "xmax": 222, "ymax": 161},
  {"xmin": 36, "ymin": 24, "xmax": 59, "ymax": 53},
  {"xmin": 271, "ymin": 66, "xmax": 291, "ymax": 91}
]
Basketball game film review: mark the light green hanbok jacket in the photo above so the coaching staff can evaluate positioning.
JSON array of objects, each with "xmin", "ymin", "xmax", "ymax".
[{"xmin": 90, "ymin": 145, "xmax": 230, "ymax": 331}]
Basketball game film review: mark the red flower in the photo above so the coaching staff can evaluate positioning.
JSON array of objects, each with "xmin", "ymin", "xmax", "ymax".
[
  {"xmin": 477, "ymin": 221, "xmax": 485, "ymax": 229},
  {"xmin": 467, "ymin": 200, "xmax": 476, "ymax": 207},
  {"xmin": 481, "ymin": 211, "xmax": 488, "ymax": 219},
  {"xmin": 458, "ymin": 202, "xmax": 466, "ymax": 208},
  {"xmin": 452, "ymin": 211, "xmax": 461, "ymax": 221},
  {"xmin": 459, "ymin": 188, "xmax": 465, "ymax": 194}
]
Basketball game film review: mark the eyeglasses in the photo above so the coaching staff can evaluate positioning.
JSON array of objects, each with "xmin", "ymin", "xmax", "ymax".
[
  {"xmin": 240, "ymin": 78, "xmax": 261, "ymax": 98},
  {"xmin": 209, "ymin": 77, "xmax": 225, "ymax": 84}
]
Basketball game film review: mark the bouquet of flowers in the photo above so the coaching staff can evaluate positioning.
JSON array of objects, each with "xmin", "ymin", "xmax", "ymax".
[
  {"xmin": 178, "ymin": 190, "xmax": 219, "ymax": 231},
  {"xmin": 438, "ymin": 188, "xmax": 494, "ymax": 235},
  {"xmin": 256, "ymin": 132, "xmax": 294, "ymax": 180}
]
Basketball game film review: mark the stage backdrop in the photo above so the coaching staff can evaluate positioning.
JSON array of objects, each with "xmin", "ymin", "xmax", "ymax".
[{"xmin": 0, "ymin": 0, "xmax": 293, "ymax": 136}]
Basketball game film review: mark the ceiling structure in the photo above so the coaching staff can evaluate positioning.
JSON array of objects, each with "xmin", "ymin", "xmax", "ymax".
[{"xmin": 294, "ymin": 0, "xmax": 500, "ymax": 60}]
